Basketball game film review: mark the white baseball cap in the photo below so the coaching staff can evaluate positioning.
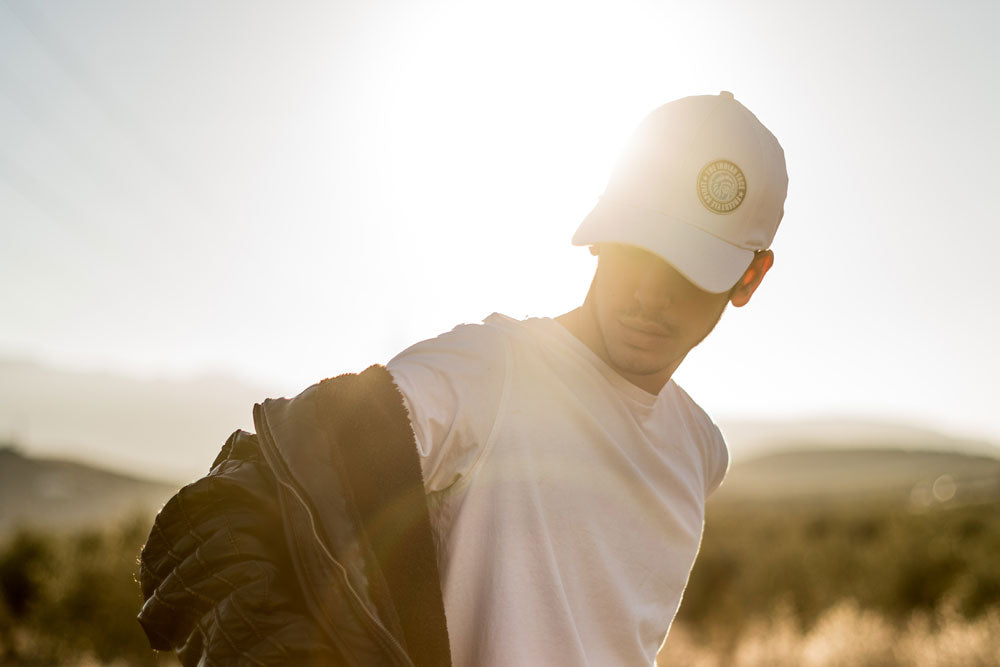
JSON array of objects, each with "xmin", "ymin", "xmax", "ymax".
[{"xmin": 573, "ymin": 91, "xmax": 788, "ymax": 293}]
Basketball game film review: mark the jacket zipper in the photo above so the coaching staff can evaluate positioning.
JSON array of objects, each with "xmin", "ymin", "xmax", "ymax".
[{"xmin": 255, "ymin": 404, "xmax": 413, "ymax": 667}]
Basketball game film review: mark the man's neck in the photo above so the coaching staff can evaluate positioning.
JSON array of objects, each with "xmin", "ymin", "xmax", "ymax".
[{"xmin": 555, "ymin": 307, "xmax": 679, "ymax": 395}]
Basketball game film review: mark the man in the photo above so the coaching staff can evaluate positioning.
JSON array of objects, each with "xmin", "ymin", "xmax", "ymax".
[
  {"xmin": 386, "ymin": 91, "xmax": 787, "ymax": 665},
  {"xmin": 137, "ymin": 90, "xmax": 786, "ymax": 667}
]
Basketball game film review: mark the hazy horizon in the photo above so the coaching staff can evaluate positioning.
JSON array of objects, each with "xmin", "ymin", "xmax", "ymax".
[{"xmin": 2, "ymin": 355, "xmax": 997, "ymax": 485}]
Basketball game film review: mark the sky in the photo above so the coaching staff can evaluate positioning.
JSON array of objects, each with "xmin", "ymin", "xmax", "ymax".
[{"xmin": 2, "ymin": 0, "xmax": 999, "ymax": 446}]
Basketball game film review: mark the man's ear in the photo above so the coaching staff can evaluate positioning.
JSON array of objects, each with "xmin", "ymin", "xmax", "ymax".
[
  {"xmin": 730, "ymin": 250, "xmax": 774, "ymax": 307},
  {"xmin": 589, "ymin": 244, "xmax": 600, "ymax": 256}
]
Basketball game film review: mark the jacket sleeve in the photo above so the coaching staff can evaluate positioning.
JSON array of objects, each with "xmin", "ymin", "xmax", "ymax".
[{"xmin": 137, "ymin": 429, "xmax": 342, "ymax": 666}]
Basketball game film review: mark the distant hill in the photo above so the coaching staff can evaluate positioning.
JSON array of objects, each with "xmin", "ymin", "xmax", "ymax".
[
  {"xmin": 2, "ymin": 355, "xmax": 999, "ymax": 488},
  {"xmin": 3, "ymin": 441, "xmax": 999, "ymax": 537},
  {"xmin": 0, "ymin": 357, "xmax": 276, "ymax": 482},
  {"xmin": 0, "ymin": 445, "xmax": 177, "ymax": 536},
  {"xmin": 715, "ymin": 447, "xmax": 1000, "ymax": 508},
  {"xmin": 719, "ymin": 418, "xmax": 1000, "ymax": 462}
]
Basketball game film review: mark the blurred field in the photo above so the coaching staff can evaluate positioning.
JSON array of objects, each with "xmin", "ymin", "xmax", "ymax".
[
  {"xmin": 0, "ymin": 517, "xmax": 177, "ymax": 666},
  {"xmin": 1, "ymin": 446, "xmax": 999, "ymax": 665},
  {"xmin": 660, "ymin": 493, "xmax": 1000, "ymax": 665}
]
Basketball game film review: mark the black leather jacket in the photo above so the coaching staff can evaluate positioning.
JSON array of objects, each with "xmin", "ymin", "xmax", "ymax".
[{"xmin": 138, "ymin": 366, "xmax": 451, "ymax": 666}]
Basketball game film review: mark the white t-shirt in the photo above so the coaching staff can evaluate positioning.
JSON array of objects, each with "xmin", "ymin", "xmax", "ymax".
[{"xmin": 387, "ymin": 313, "xmax": 728, "ymax": 666}]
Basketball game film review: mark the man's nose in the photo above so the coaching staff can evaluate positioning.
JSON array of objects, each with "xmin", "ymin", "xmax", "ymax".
[{"xmin": 633, "ymin": 264, "xmax": 673, "ymax": 312}]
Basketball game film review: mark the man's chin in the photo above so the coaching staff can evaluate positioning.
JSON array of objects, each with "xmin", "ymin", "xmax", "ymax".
[{"xmin": 607, "ymin": 346, "xmax": 674, "ymax": 378}]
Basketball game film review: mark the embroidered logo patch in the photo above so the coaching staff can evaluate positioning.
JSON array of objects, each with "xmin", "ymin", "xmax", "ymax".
[{"xmin": 697, "ymin": 159, "xmax": 747, "ymax": 214}]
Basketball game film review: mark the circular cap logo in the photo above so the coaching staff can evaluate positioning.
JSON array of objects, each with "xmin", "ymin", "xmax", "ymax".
[{"xmin": 697, "ymin": 159, "xmax": 747, "ymax": 214}]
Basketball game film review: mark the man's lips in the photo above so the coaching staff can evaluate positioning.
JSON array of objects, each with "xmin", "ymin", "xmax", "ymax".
[
  {"xmin": 618, "ymin": 316, "xmax": 673, "ymax": 338},
  {"xmin": 617, "ymin": 316, "xmax": 675, "ymax": 349}
]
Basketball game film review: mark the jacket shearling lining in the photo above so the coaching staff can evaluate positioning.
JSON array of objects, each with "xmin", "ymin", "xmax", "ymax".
[{"xmin": 310, "ymin": 365, "xmax": 450, "ymax": 667}]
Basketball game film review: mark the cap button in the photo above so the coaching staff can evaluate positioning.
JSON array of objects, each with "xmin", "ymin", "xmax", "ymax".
[{"xmin": 719, "ymin": 90, "xmax": 734, "ymax": 99}]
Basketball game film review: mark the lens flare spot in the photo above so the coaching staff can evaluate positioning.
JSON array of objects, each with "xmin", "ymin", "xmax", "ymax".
[{"xmin": 931, "ymin": 474, "xmax": 956, "ymax": 502}]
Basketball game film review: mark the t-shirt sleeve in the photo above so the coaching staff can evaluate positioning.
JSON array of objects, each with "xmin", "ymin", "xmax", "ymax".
[
  {"xmin": 386, "ymin": 322, "xmax": 509, "ymax": 493},
  {"xmin": 669, "ymin": 382, "xmax": 730, "ymax": 497},
  {"xmin": 704, "ymin": 423, "xmax": 730, "ymax": 496}
]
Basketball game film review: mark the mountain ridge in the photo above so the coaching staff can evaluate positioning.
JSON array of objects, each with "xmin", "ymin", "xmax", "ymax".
[
  {"xmin": 4, "ymin": 443, "xmax": 998, "ymax": 536},
  {"xmin": 0, "ymin": 445, "xmax": 177, "ymax": 536},
  {"xmin": 714, "ymin": 446, "xmax": 1000, "ymax": 508}
]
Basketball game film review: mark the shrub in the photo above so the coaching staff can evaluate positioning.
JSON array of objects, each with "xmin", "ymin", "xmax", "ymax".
[{"xmin": 0, "ymin": 517, "xmax": 175, "ymax": 666}]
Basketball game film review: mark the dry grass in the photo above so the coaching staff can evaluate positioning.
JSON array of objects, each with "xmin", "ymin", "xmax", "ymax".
[{"xmin": 659, "ymin": 600, "xmax": 1000, "ymax": 666}]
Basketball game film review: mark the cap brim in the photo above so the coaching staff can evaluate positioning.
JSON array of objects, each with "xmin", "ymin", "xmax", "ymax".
[{"xmin": 572, "ymin": 200, "xmax": 755, "ymax": 294}]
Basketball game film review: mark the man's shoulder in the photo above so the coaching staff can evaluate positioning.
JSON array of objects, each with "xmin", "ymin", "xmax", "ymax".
[
  {"xmin": 664, "ymin": 381, "xmax": 725, "ymax": 443},
  {"xmin": 387, "ymin": 314, "xmax": 514, "ymax": 375},
  {"xmin": 663, "ymin": 381, "xmax": 730, "ymax": 491}
]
